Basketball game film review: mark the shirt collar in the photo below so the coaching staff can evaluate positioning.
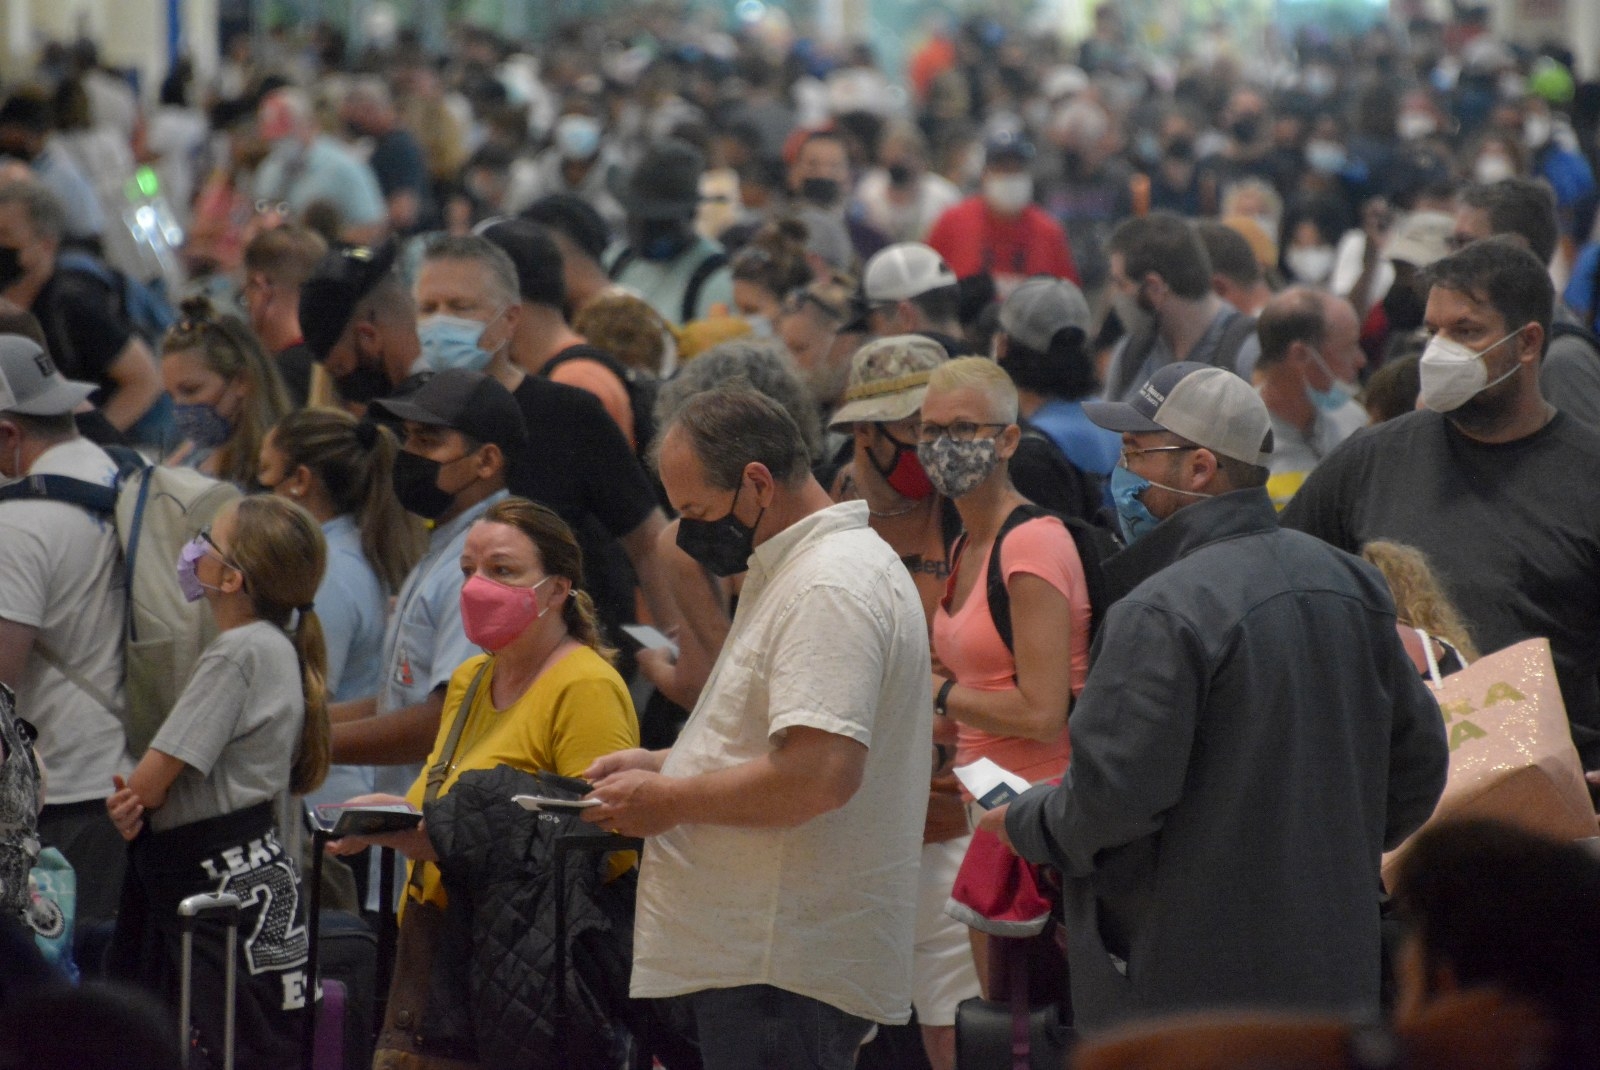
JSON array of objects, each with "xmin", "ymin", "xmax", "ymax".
[
  {"xmin": 429, "ymin": 488, "xmax": 509, "ymax": 550},
  {"xmin": 747, "ymin": 500, "xmax": 869, "ymax": 581}
]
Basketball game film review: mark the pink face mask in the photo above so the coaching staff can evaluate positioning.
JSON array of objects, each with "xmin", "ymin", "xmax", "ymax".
[{"xmin": 460, "ymin": 573, "xmax": 554, "ymax": 651}]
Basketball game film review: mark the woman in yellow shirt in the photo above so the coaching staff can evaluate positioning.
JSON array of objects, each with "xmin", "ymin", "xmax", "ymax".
[{"xmin": 328, "ymin": 496, "xmax": 638, "ymax": 1068}]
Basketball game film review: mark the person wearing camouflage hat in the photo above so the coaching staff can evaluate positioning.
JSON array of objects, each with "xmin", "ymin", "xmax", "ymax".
[{"xmin": 827, "ymin": 334, "xmax": 979, "ymax": 1069}]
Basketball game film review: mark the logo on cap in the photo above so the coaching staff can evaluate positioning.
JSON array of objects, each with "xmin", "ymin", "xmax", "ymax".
[
  {"xmin": 32, "ymin": 351, "xmax": 55, "ymax": 379},
  {"xmin": 1138, "ymin": 380, "xmax": 1166, "ymax": 410}
]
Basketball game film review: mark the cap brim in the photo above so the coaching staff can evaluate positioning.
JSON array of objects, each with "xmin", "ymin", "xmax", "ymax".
[
  {"xmin": 828, "ymin": 387, "xmax": 927, "ymax": 429},
  {"xmin": 1081, "ymin": 399, "xmax": 1165, "ymax": 434},
  {"xmin": 8, "ymin": 378, "xmax": 96, "ymax": 416},
  {"xmin": 366, "ymin": 395, "xmax": 451, "ymax": 427}
]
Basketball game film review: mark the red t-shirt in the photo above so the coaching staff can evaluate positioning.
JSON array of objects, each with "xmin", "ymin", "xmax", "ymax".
[{"xmin": 926, "ymin": 196, "xmax": 1080, "ymax": 291}]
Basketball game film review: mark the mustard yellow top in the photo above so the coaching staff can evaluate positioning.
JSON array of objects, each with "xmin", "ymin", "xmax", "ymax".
[{"xmin": 404, "ymin": 644, "xmax": 639, "ymax": 908}]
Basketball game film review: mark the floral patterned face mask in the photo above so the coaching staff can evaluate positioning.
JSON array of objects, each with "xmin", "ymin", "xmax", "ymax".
[{"xmin": 916, "ymin": 436, "xmax": 1001, "ymax": 499}]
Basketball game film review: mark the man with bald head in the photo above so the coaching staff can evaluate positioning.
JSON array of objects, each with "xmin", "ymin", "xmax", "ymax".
[{"xmin": 1252, "ymin": 287, "xmax": 1369, "ymax": 508}]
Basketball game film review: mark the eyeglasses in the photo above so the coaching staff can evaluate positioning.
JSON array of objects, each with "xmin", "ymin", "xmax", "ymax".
[
  {"xmin": 916, "ymin": 421, "xmax": 1009, "ymax": 444},
  {"xmin": 1118, "ymin": 445, "xmax": 1196, "ymax": 468}
]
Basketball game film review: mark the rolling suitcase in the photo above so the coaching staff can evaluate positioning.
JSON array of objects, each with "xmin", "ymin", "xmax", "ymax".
[{"xmin": 177, "ymin": 891, "xmax": 244, "ymax": 1070}]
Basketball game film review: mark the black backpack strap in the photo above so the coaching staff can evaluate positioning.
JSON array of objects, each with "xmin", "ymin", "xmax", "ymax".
[
  {"xmin": 1061, "ymin": 516, "xmax": 1119, "ymax": 645},
  {"xmin": 0, "ymin": 473, "xmax": 117, "ymax": 513},
  {"xmin": 542, "ymin": 343, "xmax": 635, "ymax": 385},
  {"xmin": 1210, "ymin": 310, "xmax": 1259, "ymax": 376},
  {"xmin": 607, "ymin": 247, "xmax": 637, "ymax": 281},
  {"xmin": 986, "ymin": 504, "xmax": 1050, "ymax": 655},
  {"xmin": 680, "ymin": 251, "xmax": 729, "ymax": 324},
  {"xmin": 1109, "ymin": 323, "xmax": 1159, "ymax": 402}
]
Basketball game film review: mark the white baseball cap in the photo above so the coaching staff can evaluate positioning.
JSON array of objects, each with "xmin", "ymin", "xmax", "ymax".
[
  {"xmin": 0, "ymin": 335, "xmax": 95, "ymax": 417},
  {"xmin": 862, "ymin": 243, "xmax": 958, "ymax": 304}
]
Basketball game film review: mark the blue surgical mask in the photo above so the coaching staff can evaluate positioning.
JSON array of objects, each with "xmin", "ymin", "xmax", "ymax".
[
  {"xmin": 174, "ymin": 403, "xmax": 233, "ymax": 450},
  {"xmin": 417, "ymin": 313, "xmax": 499, "ymax": 373},
  {"xmin": 1305, "ymin": 348, "xmax": 1358, "ymax": 413},
  {"xmin": 554, "ymin": 115, "xmax": 602, "ymax": 161},
  {"xmin": 1110, "ymin": 464, "xmax": 1162, "ymax": 545},
  {"xmin": 745, "ymin": 314, "xmax": 772, "ymax": 338}
]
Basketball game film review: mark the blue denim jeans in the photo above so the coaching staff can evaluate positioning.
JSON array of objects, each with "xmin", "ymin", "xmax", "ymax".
[{"xmin": 691, "ymin": 984, "xmax": 873, "ymax": 1070}]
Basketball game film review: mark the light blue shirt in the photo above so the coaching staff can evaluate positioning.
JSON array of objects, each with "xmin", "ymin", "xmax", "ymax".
[
  {"xmin": 372, "ymin": 491, "xmax": 506, "ymax": 799},
  {"xmin": 34, "ymin": 139, "xmax": 105, "ymax": 238},
  {"xmin": 1029, "ymin": 398, "xmax": 1122, "ymax": 478},
  {"xmin": 254, "ymin": 136, "xmax": 386, "ymax": 228},
  {"xmin": 307, "ymin": 513, "xmax": 389, "ymax": 808},
  {"xmin": 609, "ymin": 236, "xmax": 735, "ymax": 326}
]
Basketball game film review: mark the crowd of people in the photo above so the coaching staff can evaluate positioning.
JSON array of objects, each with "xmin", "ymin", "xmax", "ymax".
[{"xmin": 0, "ymin": 6, "xmax": 1598, "ymax": 1070}]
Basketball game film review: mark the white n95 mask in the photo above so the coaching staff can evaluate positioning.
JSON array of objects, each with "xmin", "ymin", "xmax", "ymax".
[{"xmin": 1418, "ymin": 328, "xmax": 1524, "ymax": 413}]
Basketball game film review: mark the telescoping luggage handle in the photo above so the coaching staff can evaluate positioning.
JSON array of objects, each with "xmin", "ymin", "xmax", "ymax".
[{"xmin": 178, "ymin": 891, "xmax": 244, "ymax": 1070}]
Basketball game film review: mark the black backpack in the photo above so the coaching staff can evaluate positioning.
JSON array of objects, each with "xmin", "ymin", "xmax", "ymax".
[
  {"xmin": 540, "ymin": 344, "xmax": 662, "ymax": 458},
  {"xmin": 960, "ymin": 502, "xmax": 1119, "ymax": 657}
]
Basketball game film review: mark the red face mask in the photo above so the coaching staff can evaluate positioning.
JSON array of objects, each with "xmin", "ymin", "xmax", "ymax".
[
  {"xmin": 460, "ymin": 573, "xmax": 553, "ymax": 651},
  {"xmin": 871, "ymin": 429, "xmax": 935, "ymax": 501}
]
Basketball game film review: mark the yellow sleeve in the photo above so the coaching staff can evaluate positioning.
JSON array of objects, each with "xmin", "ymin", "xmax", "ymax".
[{"xmin": 546, "ymin": 671, "xmax": 641, "ymax": 780}]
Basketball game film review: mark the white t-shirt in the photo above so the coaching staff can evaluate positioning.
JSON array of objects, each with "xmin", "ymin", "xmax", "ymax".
[
  {"xmin": 0, "ymin": 438, "xmax": 130, "ymax": 804},
  {"xmin": 630, "ymin": 501, "xmax": 932, "ymax": 1024}
]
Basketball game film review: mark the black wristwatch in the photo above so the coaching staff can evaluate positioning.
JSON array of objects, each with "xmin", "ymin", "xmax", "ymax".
[{"xmin": 935, "ymin": 678, "xmax": 955, "ymax": 717}]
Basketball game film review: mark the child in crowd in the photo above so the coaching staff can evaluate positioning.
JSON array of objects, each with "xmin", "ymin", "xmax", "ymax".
[{"xmin": 106, "ymin": 494, "xmax": 329, "ymax": 1070}]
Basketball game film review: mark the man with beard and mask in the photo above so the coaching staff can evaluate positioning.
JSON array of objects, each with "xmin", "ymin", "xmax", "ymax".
[
  {"xmin": 1102, "ymin": 212, "xmax": 1261, "ymax": 404},
  {"xmin": 788, "ymin": 129, "xmax": 887, "ymax": 264},
  {"xmin": 855, "ymin": 123, "xmax": 961, "ymax": 245},
  {"xmin": 504, "ymin": 107, "xmax": 626, "ymax": 231},
  {"xmin": 411, "ymin": 234, "xmax": 674, "ymax": 640},
  {"xmin": 0, "ymin": 178, "xmax": 162, "ymax": 437},
  {"xmin": 253, "ymin": 87, "xmax": 387, "ymax": 247},
  {"xmin": 827, "ymin": 337, "xmax": 979, "ymax": 1070},
  {"xmin": 581, "ymin": 386, "xmax": 930, "ymax": 1070},
  {"xmin": 606, "ymin": 138, "xmax": 733, "ymax": 326},
  {"xmin": 241, "ymin": 223, "xmax": 327, "ymax": 407},
  {"xmin": 1452, "ymin": 178, "xmax": 1600, "ymax": 428},
  {"xmin": 927, "ymin": 132, "xmax": 1078, "ymax": 298},
  {"xmin": 341, "ymin": 77, "xmax": 432, "ymax": 235},
  {"xmin": 982, "ymin": 361, "xmax": 1446, "ymax": 1033},
  {"xmin": 330, "ymin": 369, "xmax": 523, "ymax": 802},
  {"xmin": 1285, "ymin": 237, "xmax": 1600, "ymax": 775},
  {"xmin": 299, "ymin": 241, "xmax": 421, "ymax": 409},
  {"xmin": 1252, "ymin": 288, "xmax": 1368, "ymax": 509}
]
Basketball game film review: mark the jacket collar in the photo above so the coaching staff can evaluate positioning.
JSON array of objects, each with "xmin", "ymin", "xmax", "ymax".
[{"xmin": 1103, "ymin": 487, "xmax": 1279, "ymax": 600}]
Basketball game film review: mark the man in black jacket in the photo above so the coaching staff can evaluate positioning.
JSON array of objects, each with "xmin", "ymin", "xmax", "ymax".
[{"xmin": 982, "ymin": 362, "xmax": 1447, "ymax": 1032}]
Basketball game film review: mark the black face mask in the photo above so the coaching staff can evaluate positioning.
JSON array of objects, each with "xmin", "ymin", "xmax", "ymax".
[
  {"xmin": 392, "ymin": 450, "xmax": 458, "ymax": 520},
  {"xmin": 886, "ymin": 163, "xmax": 914, "ymax": 188},
  {"xmin": 334, "ymin": 363, "xmax": 393, "ymax": 406},
  {"xmin": 1231, "ymin": 116, "xmax": 1261, "ymax": 143},
  {"xmin": 799, "ymin": 177, "xmax": 841, "ymax": 208},
  {"xmin": 675, "ymin": 482, "xmax": 763, "ymax": 578},
  {"xmin": 0, "ymin": 246, "xmax": 25, "ymax": 291}
]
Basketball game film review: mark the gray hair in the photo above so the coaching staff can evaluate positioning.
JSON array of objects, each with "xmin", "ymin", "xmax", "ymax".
[
  {"xmin": 653, "ymin": 337, "xmax": 821, "ymax": 458},
  {"xmin": 657, "ymin": 385, "xmax": 813, "ymax": 491},
  {"xmin": 420, "ymin": 234, "xmax": 521, "ymax": 308},
  {"xmin": 0, "ymin": 179, "xmax": 65, "ymax": 242}
]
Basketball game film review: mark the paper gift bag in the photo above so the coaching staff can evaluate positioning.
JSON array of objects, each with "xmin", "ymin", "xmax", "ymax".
[{"xmin": 1383, "ymin": 638, "xmax": 1599, "ymax": 885}]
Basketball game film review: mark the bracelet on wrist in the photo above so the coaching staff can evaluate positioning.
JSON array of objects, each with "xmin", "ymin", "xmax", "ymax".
[{"xmin": 935, "ymin": 678, "xmax": 955, "ymax": 717}]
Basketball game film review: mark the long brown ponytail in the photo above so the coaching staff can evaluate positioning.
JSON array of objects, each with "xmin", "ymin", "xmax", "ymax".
[{"xmin": 227, "ymin": 495, "xmax": 331, "ymax": 793}]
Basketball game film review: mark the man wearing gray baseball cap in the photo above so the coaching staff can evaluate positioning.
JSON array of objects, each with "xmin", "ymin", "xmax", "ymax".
[
  {"xmin": 0, "ymin": 334, "xmax": 132, "ymax": 928},
  {"xmin": 978, "ymin": 361, "xmax": 1449, "ymax": 1032}
]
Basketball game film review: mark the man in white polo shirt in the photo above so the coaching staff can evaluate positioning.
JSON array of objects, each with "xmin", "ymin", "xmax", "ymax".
[{"xmin": 583, "ymin": 386, "xmax": 931, "ymax": 1070}]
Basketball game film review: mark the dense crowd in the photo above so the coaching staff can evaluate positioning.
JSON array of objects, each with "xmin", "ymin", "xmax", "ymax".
[{"xmin": 0, "ymin": 8, "xmax": 1598, "ymax": 1070}]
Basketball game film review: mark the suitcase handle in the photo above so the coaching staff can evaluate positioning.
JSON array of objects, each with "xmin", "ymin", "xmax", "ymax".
[{"xmin": 179, "ymin": 891, "xmax": 244, "ymax": 1070}]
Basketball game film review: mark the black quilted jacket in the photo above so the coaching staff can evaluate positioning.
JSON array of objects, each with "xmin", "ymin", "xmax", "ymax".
[{"xmin": 422, "ymin": 765, "xmax": 636, "ymax": 1070}]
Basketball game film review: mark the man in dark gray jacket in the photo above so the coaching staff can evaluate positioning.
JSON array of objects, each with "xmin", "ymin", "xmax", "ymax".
[{"xmin": 980, "ymin": 362, "xmax": 1448, "ymax": 1033}]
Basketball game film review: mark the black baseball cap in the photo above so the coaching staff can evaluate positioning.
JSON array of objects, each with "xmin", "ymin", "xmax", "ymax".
[
  {"xmin": 476, "ymin": 217, "xmax": 566, "ymax": 309},
  {"xmin": 299, "ymin": 241, "xmax": 399, "ymax": 361},
  {"xmin": 368, "ymin": 369, "xmax": 529, "ymax": 452}
]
